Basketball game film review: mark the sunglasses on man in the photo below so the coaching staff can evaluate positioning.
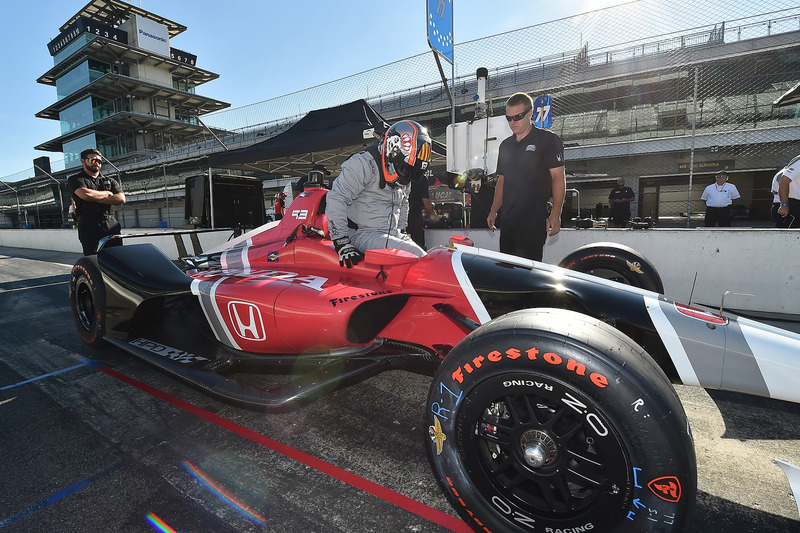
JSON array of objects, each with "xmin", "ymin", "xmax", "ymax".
[
  {"xmin": 505, "ymin": 108, "xmax": 531, "ymax": 122},
  {"xmin": 84, "ymin": 157, "xmax": 102, "ymax": 164}
]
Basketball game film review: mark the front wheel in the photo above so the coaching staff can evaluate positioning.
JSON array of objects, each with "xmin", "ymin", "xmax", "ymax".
[
  {"xmin": 69, "ymin": 256, "xmax": 106, "ymax": 346},
  {"xmin": 426, "ymin": 309, "xmax": 695, "ymax": 532}
]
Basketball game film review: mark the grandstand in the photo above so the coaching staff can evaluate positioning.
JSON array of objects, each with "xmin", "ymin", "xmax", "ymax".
[{"xmin": 2, "ymin": 0, "xmax": 799, "ymax": 228}]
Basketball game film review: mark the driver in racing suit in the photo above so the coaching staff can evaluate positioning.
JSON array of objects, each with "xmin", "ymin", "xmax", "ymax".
[{"xmin": 326, "ymin": 120, "xmax": 433, "ymax": 268}]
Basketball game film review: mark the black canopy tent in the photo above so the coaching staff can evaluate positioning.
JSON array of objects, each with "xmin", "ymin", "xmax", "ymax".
[{"xmin": 207, "ymin": 99, "xmax": 445, "ymax": 177}]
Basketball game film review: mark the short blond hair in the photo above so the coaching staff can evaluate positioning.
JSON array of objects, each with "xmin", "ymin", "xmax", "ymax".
[{"xmin": 506, "ymin": 92, "xmax": 533, "ymax": 109}]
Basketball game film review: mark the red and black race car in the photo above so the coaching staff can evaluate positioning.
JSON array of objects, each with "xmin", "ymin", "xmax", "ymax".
[{"xmin": 69, "ymin": 184, "xmax": 800, "ymax": 533}]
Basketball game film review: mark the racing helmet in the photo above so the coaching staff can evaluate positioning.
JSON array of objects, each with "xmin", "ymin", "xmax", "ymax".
[{"xmin": 381, "ymin": 120, "xmax": 432, "ymax": 186}]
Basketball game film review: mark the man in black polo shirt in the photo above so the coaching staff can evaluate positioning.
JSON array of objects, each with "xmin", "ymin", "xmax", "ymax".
[
  {"xmin": 487, "ymin": 92, "xmax": 566, "ymax": 261},
  {"xmin": 67, "ymin": 148, "xmax": 126, "ymax": 255}
]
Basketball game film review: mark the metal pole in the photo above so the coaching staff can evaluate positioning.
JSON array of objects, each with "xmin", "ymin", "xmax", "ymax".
[
  {"xmin": 162, "ymin": 163, "xmax": 170, "ymax": 227},
  {"xmin": 451, "ymin": 59, "xmax": 456, "ymax": 126},
  {"xmin": 100, "ymin": 155, "xmax": 123, "ymax": 186},
  {"xmin": 208, "ymin": 167, "xmax": 215, "ymax": 229},
  {"xmin": 34, "ymin": 165, "xmax": 66, "ymax": 226},
  {"xmin": 0, "ymin": 180, "xmax": 22, "ymax": 228},
  {"xmin": 197, "ymin": 116, "xmax": 229, "ymax": 151},
  {"xmin": 431, "ymin": 51, "xmax": 454, "ymax": 115},
  {"xmin": 687, "ymin": 67, "xmax": 698, "ymax": 228}
]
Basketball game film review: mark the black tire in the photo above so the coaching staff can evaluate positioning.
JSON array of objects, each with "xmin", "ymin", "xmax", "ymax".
[
  {"xmin": 558, "ymin": 242, "xmax": 664, "ymax": 294},
  {"xmin": 426, "ymin": 308, "xmax": 695, "ymax": 532},
  {"xmin": 69, "ymin": 256, "xmax": 107, "ymax": 346}
]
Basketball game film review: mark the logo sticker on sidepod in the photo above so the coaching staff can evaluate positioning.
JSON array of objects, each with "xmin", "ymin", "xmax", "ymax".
[{"xmin": 228, "ymin": 301, "xmax": 266, "ymax": 341}]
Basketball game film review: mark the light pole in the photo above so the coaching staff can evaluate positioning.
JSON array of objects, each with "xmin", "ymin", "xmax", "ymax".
[
  {"xmin": 34, "ymin": 165, "xmax": 66, "ymax": 227},
  {"xmin": 0, "ymin": 179, "xmax": 22, "ymax": 228}
]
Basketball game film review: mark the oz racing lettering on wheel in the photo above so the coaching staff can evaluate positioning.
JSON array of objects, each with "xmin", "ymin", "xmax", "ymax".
[{"xmin": 425, "ymin": 308, "xmax": 695, "ymax": 532}]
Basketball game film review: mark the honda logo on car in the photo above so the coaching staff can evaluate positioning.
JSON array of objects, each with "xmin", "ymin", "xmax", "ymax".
[{"xmin": 228, "ymin": 301, "xmax": 266, "ymax": 341}]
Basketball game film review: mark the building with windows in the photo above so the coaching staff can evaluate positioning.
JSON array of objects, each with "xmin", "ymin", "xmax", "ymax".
[
  {"xmin": 0, "ymin": 0, "xmax": 228, "ymax": 228},
  {"xmin": 37, "ymin": 0, "xmax": 228, "ymax": 169}
]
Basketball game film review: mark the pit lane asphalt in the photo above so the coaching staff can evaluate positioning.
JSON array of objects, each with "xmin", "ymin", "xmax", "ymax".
[{"xmin": 1, "ymin": 246, "xmax": 799, "ymax": 533}]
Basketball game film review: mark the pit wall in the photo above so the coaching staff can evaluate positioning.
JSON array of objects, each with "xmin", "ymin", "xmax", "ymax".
[
  {"xmin": 0, "ymin": 228, "xmax": 233, "ymax": 262},
  {"xmin": 427, "ymin": 228, "xmax": 800, "ymax": 316},
  {"xmin": 2, "ymin": 227, "xmax": 798, "ymax": 315}
]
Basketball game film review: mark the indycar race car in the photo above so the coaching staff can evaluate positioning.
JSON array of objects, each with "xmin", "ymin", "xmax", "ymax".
[{"xmin": 69, "ymin": 184, "xmax": 800, "ymax": 533}]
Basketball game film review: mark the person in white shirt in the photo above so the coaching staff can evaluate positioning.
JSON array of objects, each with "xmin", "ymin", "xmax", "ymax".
[
  {"xmin": 700, "ymin": 171, "xmax": 740, "ymax": 227},
  {"xmin": 777, "ymin": 155, "xmax": 800, "ymax": 228},
  {"xmin": 770, "ymin": 169, "xmax": 789, "ymax": 228}
]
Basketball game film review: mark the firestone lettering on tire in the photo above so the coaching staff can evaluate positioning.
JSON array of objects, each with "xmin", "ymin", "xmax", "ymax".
[{"xmin": 450, "ymin": 346, "xmax": 609, "ymax": 390}]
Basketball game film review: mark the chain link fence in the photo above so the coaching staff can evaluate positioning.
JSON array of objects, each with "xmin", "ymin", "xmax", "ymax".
[{"xmin": 3, "ymin": 0, "xmax": 800, "ymax": 228}]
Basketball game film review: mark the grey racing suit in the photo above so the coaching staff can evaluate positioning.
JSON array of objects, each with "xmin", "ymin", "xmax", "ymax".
[{"xmin": 326, "ymin": 150, "xmax": 425, "ymax": 257}]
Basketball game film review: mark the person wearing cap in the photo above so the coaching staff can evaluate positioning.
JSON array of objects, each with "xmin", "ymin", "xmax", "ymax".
[
  {"xmin": 66, "ymin": 148, "xmax": 126, "ymax": 255},
  {"xmin": 293, "ymin": 164, "xmax": 331, "ymax": 198},
  {"xmin": 608, "ymin": 178, "xmax": 635, "ymax": 228},
  {"xmin": 700, "ymin": 171, "xmax": 740, "ymax": 227},
  {"xmin": 777, "ymin": 155, "xmax": 800, "ymax": 228}
]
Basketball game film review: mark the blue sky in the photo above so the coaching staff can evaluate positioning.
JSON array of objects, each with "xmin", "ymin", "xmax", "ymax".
[{"xmin": 0, "ymin": 0, "xmax": 628, "ymax": 180}]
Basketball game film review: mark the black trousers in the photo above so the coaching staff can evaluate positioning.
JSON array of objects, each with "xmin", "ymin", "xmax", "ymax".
[
  {"xmin": 610, "ymin": 205, "xmax": 631, "ymax": 228},
  {"xmin": 78, "ymin": 215, "xmax": 121, "ymax": 255},
  {"xmin": 499, "ymin": 218, "xmax": 548, "ymax": 261},
  {"xmin": 704, "ymin": 206, "xmax": 732, "ymax": 227},
  {"xmin": 771, "ymin": 203, "xmax": 791, "ymax": 228},
  {"xmin": 406, "ymin": 215, "xmax": 426, "ymax": 250},
  {"xmin": 787, "ymin": 198, "xmax": 800, "ymax": 228}
]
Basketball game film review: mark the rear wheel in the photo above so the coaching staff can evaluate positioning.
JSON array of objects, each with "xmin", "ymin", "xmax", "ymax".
[
  {"xmin": 558, "ymin": 242, "xmax": 664, "ymax": 294},
  {"xmin": 426, "ymin": 308, "xmax": 695, "ymax": 532},
  {"xmin": 69, "ymin": 257, "xmax": 106, "ymax": 346}
]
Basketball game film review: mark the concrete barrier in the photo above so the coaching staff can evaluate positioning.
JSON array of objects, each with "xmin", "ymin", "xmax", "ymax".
[
  {"xmin": 2, "ymin": 226, "xmax": 799, "ymax": 315},
  {"xmin": 0, "ymin": 228, "xmax": 234, "ymax": 259},
  {"xmin": 428, "ymin": 227, "xmax": 800, "ymax": 315}
]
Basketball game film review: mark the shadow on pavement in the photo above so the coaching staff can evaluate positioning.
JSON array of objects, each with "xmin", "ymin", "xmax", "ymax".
[{"xmin": 708, "ymin": 389, "xmax": 800, "ymax": 441}]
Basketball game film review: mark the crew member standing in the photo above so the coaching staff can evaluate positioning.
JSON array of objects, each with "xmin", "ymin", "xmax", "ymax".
[
  {"xmin": 407, "ymin": 176, "xmax": 439, "ymax": 250},
  {"xmin": 608, "ymin": 178, "xmax": 635, "ymax": 227},
  {"xmin": 274, "ymin": 191, "xmax": 286, "ymax": 220},
  {"xmin": 67, "ymin": 148, "xmax": 126, "ymax": 255},
  {"xmin": 700, "ymin": 171, "xmax": 740, "ymax": 227},
  {"xmin": 487, "ymin": 92, "xmax": 566, "ymax": 261},
  {"xmin": 777, "ymin": 155, "xmax": 800, "ymax": 227}
]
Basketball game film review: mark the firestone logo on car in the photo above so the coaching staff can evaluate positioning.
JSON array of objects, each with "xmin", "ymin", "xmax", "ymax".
[{"xmin": 228, "ymin": 301, "xmax": 266, "ymax": 341}]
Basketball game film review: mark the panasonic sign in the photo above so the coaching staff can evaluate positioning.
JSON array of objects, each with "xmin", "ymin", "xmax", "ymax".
[{"xmin": 132, "ymin": 14, "xmax": 169, "ymax": 56}]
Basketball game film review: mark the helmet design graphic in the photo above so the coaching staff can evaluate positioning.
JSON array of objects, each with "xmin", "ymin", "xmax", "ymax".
[{"xmin": 381, "ymin": 120, "xmax": 432, "ymax": 185}]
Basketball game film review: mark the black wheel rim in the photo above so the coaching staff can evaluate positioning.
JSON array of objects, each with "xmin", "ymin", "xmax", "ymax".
[
  {"xmin": 584, "ymin": 267, "xmax": 632, "ymax": 286},
  {"xmin": 458, "ymin": 373, "xmax": 630, "ymax": 525},
  {"xmin": 75, "ymin": 279, "xmax": 96, "ymax": 333}
]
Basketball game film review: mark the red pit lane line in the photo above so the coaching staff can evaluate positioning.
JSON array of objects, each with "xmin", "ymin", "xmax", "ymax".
[{"xmin": 78, "ymin": 356, "xmax": 471, "ymax": 533}]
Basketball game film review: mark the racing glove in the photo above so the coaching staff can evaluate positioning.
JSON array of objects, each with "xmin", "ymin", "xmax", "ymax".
[{"xmin": 333, "ymin": 237, "xmax": 363, "ymax": 268}]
